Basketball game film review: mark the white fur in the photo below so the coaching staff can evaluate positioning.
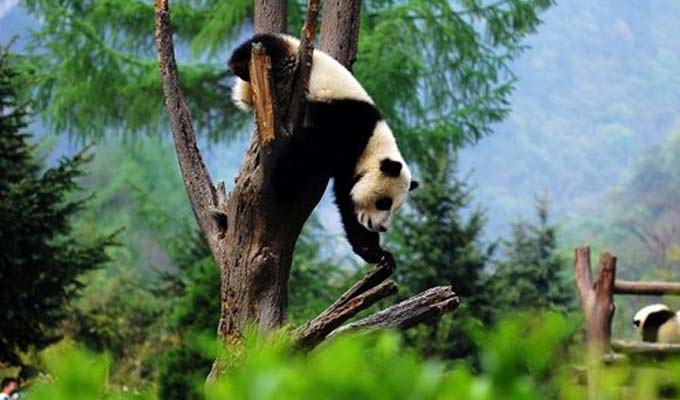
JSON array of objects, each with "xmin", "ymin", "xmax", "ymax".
[
  {"xmin": 633, "ymin": 304, "xmax": 680, "ymax": 343},
  {"xmin": 351, "ymin": 121, "xmax": 411, "ymax": 232},
  {"xmin": 232, "ymin": 78, "xmax": 253, "ymax": 111}
]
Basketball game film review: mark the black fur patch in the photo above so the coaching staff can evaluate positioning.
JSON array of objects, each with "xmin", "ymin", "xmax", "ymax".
[
  {"xmin": 271, "ymin": 98, "xmax": 387, "ymax": 264},
  {"xmin": 272, "ymin": 99, "xmax": 382, "ymax": 204},
  {"xmin": 409, "ymin": 180, "xmax": 420, "ymax": 191},
  {"xmin": 380, "ymin": 159, "xmax": 402, "ymax": 177},
  {"xmin": 228, "ymin": 34, "xmax": 294, "ymax": 81},
  {"xmin": 642, "ymin": 309, "xmax": 676, "ymax": 342}
]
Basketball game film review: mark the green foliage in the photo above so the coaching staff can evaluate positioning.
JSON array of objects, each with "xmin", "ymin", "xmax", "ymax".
[
  {"xmin": 390, "ymin": 150, "xmax": 493, "ymax": 360},
  {"xmin": 61, "ymin": 138, "xmax": 195, "ymax": 388},
  {"xmin": 21, "ymin": 0, "xmax": 551, "ymax": 150},
  {"xmin": 355, "ymin": 0, "xmax": 553, "ymax": 154},
  {"xmin": 21, "ymin": 0, "xmax": 249, "ymax": 140},
  {"xmin": 492, "ymin": 198, "xmax": 576, "ymax": 313},
  {"xmin": 42, "ymin": 313, "xmax": 680, "ymax": 400},
  {"xmin": 0, "ymin": 47, "xmax": 112, "ymax": 366},
  {"xmin": 288, "ymin": 218, "xmax": 349, "ymax": 325},
  {"xmin": 157, "ymin": 233, "xmax": 218, "ymax": 400},
  {"xmin": 28, "ymin": 340, "xmax": 156, "ymax": 399}
]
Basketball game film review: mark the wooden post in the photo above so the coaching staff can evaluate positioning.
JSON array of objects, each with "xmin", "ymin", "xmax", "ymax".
[
  {"xmin": 574, "ymin": 246, "xmax": 617, "ymax": 351},
  {"xmin": 574, "ymin": 246, "xmax": 617, "ymax": 399}
]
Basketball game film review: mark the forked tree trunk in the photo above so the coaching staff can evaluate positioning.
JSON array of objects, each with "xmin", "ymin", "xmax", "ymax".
[{"xmin": 155, "ymin": 0, "xmax": 459, "ymax": 380}]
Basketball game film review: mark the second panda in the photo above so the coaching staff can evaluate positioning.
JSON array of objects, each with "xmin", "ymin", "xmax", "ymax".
[
  {"xmin": 633, "ymin": 304, "xmax": 680, "ymax": 343},
  {"xmin": 228, "ymin": 34, "xmax": 419, "ymax": 264}
]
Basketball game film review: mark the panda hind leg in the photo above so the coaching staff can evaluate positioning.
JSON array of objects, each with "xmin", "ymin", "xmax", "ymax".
[{"xmin": 271, "ymin": 126, "xmax": 328, "ymax": 201}]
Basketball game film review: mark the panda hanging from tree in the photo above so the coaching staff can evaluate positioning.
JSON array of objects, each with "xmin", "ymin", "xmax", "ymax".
[{"xmin": 228, "ymin": 33, "xmax": 419, "ymax": 266}]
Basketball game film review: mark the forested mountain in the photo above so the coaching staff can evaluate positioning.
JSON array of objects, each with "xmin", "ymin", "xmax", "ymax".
[{"xmin": 459, "ymin": 2, "xmax": 680, "ymax": 242}]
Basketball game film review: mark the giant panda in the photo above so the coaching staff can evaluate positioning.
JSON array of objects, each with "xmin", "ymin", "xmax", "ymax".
[
  {"xmin": 228, "ymin": 33, "xmax": 418, "ymax": 265},
  {"xmin": 633, "ymin": 304, "xmax": 680, "ymax": 343}
]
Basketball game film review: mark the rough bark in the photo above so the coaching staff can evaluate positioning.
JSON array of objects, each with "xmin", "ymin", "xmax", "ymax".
[
  {"xmin": 321, "ymin": 260, "xmax": 395, "ymax": 315},
  {"xmin": 255, "ymin": 0, "xmax": 287, "ymax": 33},
  {"xmin": 320, "ymin": 0, "xmax": 362, "ymax": 69},
  {"xmin": 154, "ymin": 0, "xmax": 227, "ymax": 259},
  {"xmin": 614, "ymin": 280, "xmax": 680, "ymax": 295}
]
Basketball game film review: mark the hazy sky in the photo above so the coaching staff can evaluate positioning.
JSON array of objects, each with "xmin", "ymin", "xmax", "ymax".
[{"xmin": 0, "ymin": 0, "xmax": 17, "ymax": 20}]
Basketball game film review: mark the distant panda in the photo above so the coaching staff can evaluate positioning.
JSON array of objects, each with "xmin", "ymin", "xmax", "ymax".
[
  {"xmin": 633, "ymin": 304, "xmax": 680, "ymax": 343},
  {"xmin": 228, "ymin": 33, "xmax": 419, "ymax": 264}
]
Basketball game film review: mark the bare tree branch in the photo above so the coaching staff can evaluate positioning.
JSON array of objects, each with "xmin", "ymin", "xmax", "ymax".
[
  {"xmin": 328, "ymin": 286, "xmax": 459, "ymax": 338},
  {"xmin": 297, "ymin": 280, "xmax": 398, "ymax": 349},
  {"xmin": 285, "ymin": 0, "xmax": 321, "ymax": 128},
  {"xmin": 322, "ymin": 259, "xmax": 395, "ymax": 315},
  {"xmin": 154, "ymin": 0, "xmax": 225, "ymax": 255}
]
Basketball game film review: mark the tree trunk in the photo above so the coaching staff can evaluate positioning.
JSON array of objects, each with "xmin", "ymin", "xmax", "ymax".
[
  {"xmin": 219, "ymin": 0, "xmax": 362, "ymax": 343},
  {"xmin": 320, "ymin": 0, "xmax": 362, "ymax": 68}
]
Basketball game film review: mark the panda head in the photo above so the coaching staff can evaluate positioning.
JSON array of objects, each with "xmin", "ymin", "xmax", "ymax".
[
  {"xmin": 633, "ymin": 304, "xmax": 676, "ymax": 342},
  {"xmin": 350, "ymin": 155, "xmax": 418, "ymax": 233}
]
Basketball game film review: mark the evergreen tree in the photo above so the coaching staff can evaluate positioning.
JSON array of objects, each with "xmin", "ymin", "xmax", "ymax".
[
  {"xmin": 0, "ymin": 48, "xmax": 111, "ymax": 365},
  {"xmin": 390, "ymin": 149, "xmax": 493, "ymax": 360},
  {"xmin": 492, "ymin": 198, "xmax": 575, "ymax": 313}
]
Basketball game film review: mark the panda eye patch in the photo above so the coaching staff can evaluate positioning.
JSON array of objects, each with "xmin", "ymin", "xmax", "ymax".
[{"xmin": 375, "ymin": 197, "xmax": 393, "ymax": 211}]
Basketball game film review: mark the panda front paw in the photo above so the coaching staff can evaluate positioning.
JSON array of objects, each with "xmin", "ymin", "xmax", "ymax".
[{"xmin": 378, "ymin": 252, "xmax": 396, "ymax": 270}]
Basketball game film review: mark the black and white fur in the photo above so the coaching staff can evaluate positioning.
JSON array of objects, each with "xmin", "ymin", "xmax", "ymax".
[
  {"xmin": 228, "ymin": 34, "xmax": 418, "ymax": 264},
  {"xmin": 633, "ymin": 304, "xmax": 680, "ymax": 343}
]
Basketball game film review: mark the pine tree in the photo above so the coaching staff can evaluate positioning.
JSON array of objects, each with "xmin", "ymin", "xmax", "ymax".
[
  {"xmin": 390, "ymin": 149, "xmax": 493, "ymax": 360},
  {"xmin": 492, "ymin": 198, "xmax": 575, "ymax": 313},
  {"xmin": 0, "ymin": 48, "xmax": 111, "ymax": 365}
]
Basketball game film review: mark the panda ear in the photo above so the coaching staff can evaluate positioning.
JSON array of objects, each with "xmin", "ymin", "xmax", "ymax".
[
  {"xmin": 409, "ymin": 180, "xmax": 420, "ymax": 191},
  {"xmin": 380, "ymin": 159, "xmax": 402, "ymax": 177}
]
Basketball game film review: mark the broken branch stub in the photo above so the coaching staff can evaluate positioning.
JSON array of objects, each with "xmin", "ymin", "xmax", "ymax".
[{"xmin": 249, "ymin": 43, "xmax": 276, "ymax": 144}]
